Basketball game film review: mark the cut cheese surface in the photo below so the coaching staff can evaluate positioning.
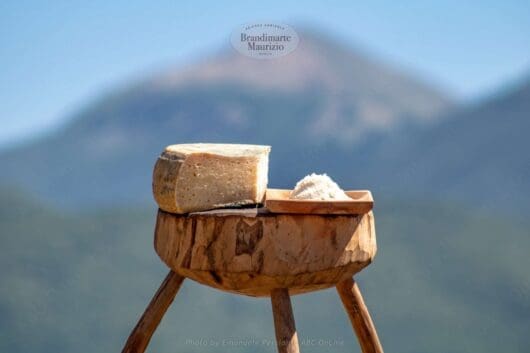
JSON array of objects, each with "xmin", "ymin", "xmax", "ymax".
[{"xmin": 153, "ymin": 143, "xmax": 270, "ymax": 214}]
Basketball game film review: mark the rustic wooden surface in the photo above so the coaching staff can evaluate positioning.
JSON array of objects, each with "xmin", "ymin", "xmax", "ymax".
[
  {"xmin": 336, "ymin": 278, "xmax": 384, "ymax": 353},
  {"xmin": 154, "ymin": 209, "xmax": 377, "ymax": 296},
  {"xmin": 122, "ymin": 271, "xmax": 185, "ymax": 353},
  {"xmin": 271, "ymin": 288, "xmax": 300, "ymax": 353},
  {"xmin": 265, "ymin": 189, "xmax": 373, "ymax": 215}
]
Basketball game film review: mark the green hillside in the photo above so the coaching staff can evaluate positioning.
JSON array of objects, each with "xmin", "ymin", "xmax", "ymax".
[
  {"xmin": 366, "ymin": 80, "xmax": 530, "ymax": 216},
  {"xmin": 1, "ymin": 189, "xmax": 528, "ymax": 353}
]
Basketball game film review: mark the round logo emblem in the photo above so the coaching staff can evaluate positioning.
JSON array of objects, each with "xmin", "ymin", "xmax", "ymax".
[{"xmin": 231, "ymin": 23, "xmax": 299, "ymax": 59}]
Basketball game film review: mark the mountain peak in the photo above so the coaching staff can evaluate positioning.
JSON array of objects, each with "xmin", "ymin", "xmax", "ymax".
[{"xmin": 143, "ymin": 28, "xmax": 453, "ymax": 143}]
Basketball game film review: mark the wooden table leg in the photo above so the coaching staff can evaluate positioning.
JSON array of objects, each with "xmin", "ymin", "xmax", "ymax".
[
  {"xmin": 336, "ymin": 277, "xmax": 384, "ymax": 353},
  {"xmin": 271, "ymin": 288, "xmax": 301, "ymax": 353},
  {"xmin": 122, "ymin": 271, "xmax": 185, "ymax": 353}
]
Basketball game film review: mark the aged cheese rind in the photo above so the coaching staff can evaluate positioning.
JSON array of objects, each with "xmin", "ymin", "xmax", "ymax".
[
  {"xmin": 152, "ymin": 154, "xmax": 184, "ymax": 213},
  {"xmin": 153, "ymin": 143, "xmax": 270, "ymax": 214}
]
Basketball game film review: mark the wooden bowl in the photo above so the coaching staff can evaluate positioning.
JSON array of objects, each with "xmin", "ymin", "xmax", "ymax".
[
  {"xmin": 265, "ymin": 189, "xmax": 374, "ymax": 215},
  {"xmin": 154, "ymin": 208, "xmax": 377, "ymax": 297}
]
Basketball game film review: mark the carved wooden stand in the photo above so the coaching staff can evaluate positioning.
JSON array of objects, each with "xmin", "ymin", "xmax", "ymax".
[{"xmin": 122, "ymin": 208, "xmax": 383, "ymax": 353}]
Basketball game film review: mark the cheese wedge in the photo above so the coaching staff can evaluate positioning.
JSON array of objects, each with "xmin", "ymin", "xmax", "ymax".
[{"xmin": 153, "ymin": 143, "xmax": 271, "ymax": 214}]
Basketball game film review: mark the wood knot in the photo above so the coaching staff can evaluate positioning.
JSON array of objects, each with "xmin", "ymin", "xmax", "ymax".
[{"xmin": 235, "ymin": 219, "xmax": 263, "ymax": 256}]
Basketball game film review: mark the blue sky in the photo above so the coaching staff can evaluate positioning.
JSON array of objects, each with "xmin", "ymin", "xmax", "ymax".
[{"xmin": 1, "ymin": 0, "xmax": 529, "ymax": 147}]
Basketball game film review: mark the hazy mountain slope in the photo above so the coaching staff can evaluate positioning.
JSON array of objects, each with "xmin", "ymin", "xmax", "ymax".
[
  {"xmin": 368, "ymin": 80, "xmax": 530, "ymax": 214},
  {"xmin": 0, "ymin": 30, "xmax": 452, "ymax": 208},
  {"xmin": 1, "ymin": 189, "xmax": 529, "ymax": 353},
  {"xmin": 153, "ymin": 29, "xmax": 451, "ymax": 140}
]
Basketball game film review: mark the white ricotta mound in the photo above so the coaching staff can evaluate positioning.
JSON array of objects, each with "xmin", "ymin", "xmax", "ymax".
[{"xmin": 289, "ymin": 173, "xmax": 352, "ymax": 200}]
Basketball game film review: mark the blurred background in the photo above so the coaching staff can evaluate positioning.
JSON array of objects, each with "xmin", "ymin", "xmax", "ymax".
[{"xmin": 1, "ymin": 1, "xmax": 529, "ymax": 352}]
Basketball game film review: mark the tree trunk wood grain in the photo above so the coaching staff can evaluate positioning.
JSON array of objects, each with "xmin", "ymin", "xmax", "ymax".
[
  {"xmin": 336, "ymin": 278, "xmax": 383, "ymax": 353},
  {"xmin": 154, "ymin": 209, "xmax": 377, "ymax": 297},
  {"xmin": 122, "ymin": 271, "xmax": 185, "ymax": 353},
  {"xmin": 271, "ymin": 288, "xmax": 300, "ymax": 353}
]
